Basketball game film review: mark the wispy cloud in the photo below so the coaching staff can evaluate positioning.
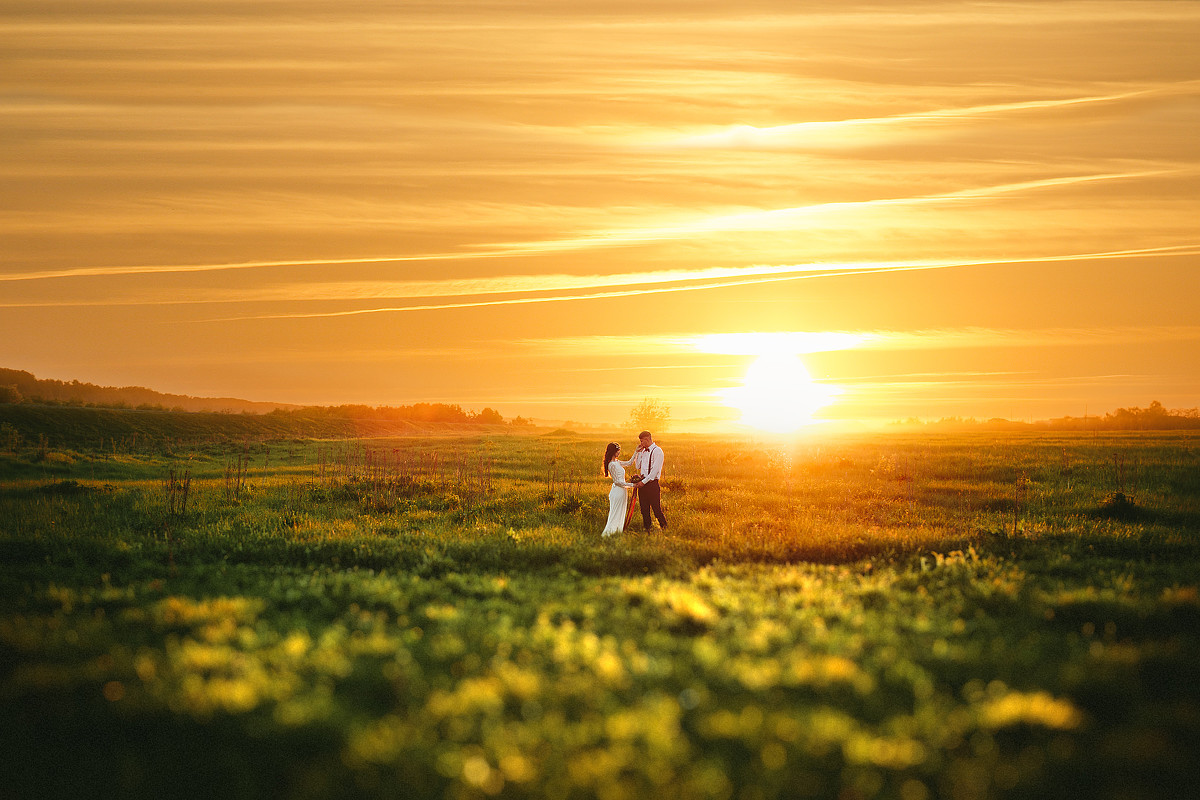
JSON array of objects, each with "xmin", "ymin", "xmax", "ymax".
[
  {"xmin": 470, "ymin": 171, "xmax": 1178, "ymax": 255},
  {"xmin": 193, "ymin": 264, "xmax": 909, "ymax": 322},
  {"xmin": 3, "ymin": 171, "xmax": 1181, "ymax": 289},
  {"xmin": 0, "ymin": 252, "xmax": 494, "ymax": 284},
  {"xmin": 644, "ymin": 82, "xmax": 1200, "ymax": 150},
  {"xmin": 0, "ymin": 261, "xmax": 910, "ymax": 303},
  {"xmin": 837, "ymin": 372, "xmax": 1192, "ymax": 397},
  {"xmin": 184, "ymin": 244, "xmax": 1200, "ymax": 321},
  {"xmin": 855, "ymin": 325, "xmax": 1200, "ymax": 350},
  {"xmin": 522, "ymin": 331, "xmax": 871, "ymax": 357},
  {"xmin": 507, "ymin": 324, "xmax": 1200, "ymax": 359}
]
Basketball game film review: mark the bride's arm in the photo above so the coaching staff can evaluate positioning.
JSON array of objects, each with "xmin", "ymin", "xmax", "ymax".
[{"xmin": 608, "ymin": 465, "xmax": 635, "ymax": 488}]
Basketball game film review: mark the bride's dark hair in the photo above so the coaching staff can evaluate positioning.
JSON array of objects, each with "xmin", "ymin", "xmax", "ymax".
[{"xmin": 603, "ymin": 442, "xmax": 620, "ymax": 476}]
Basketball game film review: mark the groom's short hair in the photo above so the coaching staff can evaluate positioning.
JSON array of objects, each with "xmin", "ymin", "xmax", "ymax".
[{"xmin": 639, "ymin": 431, "xmax": 652, "ymax": 439}]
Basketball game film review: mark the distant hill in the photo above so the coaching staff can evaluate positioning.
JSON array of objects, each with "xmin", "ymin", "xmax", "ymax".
[
  {"xmin": 892, "ymin": 400, "xmax": 1200, "ymax": 431},
  {"xmin": 0, "ymin": 403, "xmax": 516, "ymax": 451},
  {"xmin": 0, "ymin": 367, "xmax": 522, "ymax": 448},
  {"xmin": 0, "ymin": 368, "xmax": 294, "ymax": 413}
]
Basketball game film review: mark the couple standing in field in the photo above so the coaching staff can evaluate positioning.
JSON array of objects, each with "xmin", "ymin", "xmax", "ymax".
[{"xmin": 601, "ymin": 430, "xmax": 667, "ymax": 537}]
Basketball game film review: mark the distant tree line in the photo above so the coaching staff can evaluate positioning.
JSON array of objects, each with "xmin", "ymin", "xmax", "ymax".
[
  {"xmin": 269, "ymin": 403, "xmax": 510, "ymax": 425},
  {"xmin": 0, "ymin": 368, "xmax": 281, "ymax": 414},
  {"xmin": 0, "ymin": 368, "xmax": 517, "ymax": 426},
  {"xmin": 900, "ymin": 401, "xmax": 1200, "ymax": 431},
  {"xmin": 1097, "ymin": 401, "xmax": 1200, "ymax": 429}
]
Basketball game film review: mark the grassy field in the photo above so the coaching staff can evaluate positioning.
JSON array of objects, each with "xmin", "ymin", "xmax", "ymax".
[
  {"xmin": 0, "ymin": 403, "xmax": 509, "ymax": 449},
  {"xmin": 1, "ymin": 429, "xmax": 1197, "ymax": 799}
]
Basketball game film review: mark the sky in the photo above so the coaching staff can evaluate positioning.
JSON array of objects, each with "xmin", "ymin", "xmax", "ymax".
[{"xmin": 2, "ymin": 0, "xmax": 1199, "ymax": 430}]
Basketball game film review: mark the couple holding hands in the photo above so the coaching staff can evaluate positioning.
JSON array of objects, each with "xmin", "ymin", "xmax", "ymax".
[{"xmin": 601, "ymin": 430, "xmax": 667, "ymax": 537}]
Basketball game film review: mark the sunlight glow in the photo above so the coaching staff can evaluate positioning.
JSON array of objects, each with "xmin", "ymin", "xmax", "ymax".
[
  {"xmin": 693, "ymin": 331, "xmax": 869, "ymax": 355},
  {"xmin": 721, "ymin": 353, "xmax": 839, "ymax": 433},
  {"xmin": 649, "ymin": 85, "xmax": 1188, "ymax": 150}
]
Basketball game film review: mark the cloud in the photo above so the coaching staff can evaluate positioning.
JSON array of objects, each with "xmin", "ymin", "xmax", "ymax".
[
  {"xmin": 642, "ymin": 83, "xmax": 1200, "ymax": 151},
  {"xmin": 855, "ymin": 325, "xmax": 1200, "ymax": 351},
  {"xmin": 464, "ymin": 170, "xmax": 1182, "ymax": 255},
  {"xmin": 190, "ymin": 264, "xmax": 905, "ymax": 322},
  {"xmin": 507, "ymin": 324, "xmax": 1200, "ymax": 360},
  {"xmin": 9, "ymin": 244, "xmax": 1196, "ymax": 321},
  {"xmin": 186, "ymin": 244, "xmax": 1200, "ymax": 321},
  {"xmin": 5, "ymin": 168, "xmax": 1177, "ymax": 289}
]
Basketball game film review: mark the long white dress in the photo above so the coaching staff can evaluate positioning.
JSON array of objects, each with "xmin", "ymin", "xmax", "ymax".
[{"xmin": 603, "ymin": 458, "xmax": 637, "ymax": 536}]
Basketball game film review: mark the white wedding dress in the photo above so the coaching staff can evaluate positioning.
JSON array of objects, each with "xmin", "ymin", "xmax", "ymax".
[{"xmin": 603, "ymin": 458, "xmax": 637, "ymax": 536}]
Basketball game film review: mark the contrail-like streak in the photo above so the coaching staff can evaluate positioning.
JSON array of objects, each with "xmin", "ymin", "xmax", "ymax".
[
  {"xmin": 0, "ymin": 251, "xmax": 500, "ymax": 283},
  {"xmin": 0, "ymin": 262, "xmax": 912, "ymax": 308},
  {"xmin": 658, "ymin": 82, "xmax": 1200, "ymax": 148},
  {"xmin": 197, "ymin": 265, "xmax": 914, "ymax": 322},
  {"xmin": 0, "ymin": 170, "xmax": 1180, "ymax": 284},
  {"xmin": 481, "ymin": 170, "xmax": 1174, "ymax": 254},
  {"xmin": 195, "ymin": 245, "xmax": 1200, "ymax": 322}
]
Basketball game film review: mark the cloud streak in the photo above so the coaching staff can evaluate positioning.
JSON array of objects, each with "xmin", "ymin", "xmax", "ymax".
[
  {"xmin": 186, "ymin": 245, "xmax": 1200, "ymax": 321},
  {"xmin": 648, "ymin": 83, "xmax": 1200, "ymax": 150},
  {"xmin": 467, "ymin": 170, "xmax": 1180, "ymax": 255},
  {"xmin": 2, "ymin": 170, "xmax": 1183, "ymax": 287},
  {"xmin": 194, "ymin": 264, "xmax": 913, "ymax": 322},
  {"xmin": 508, "ymin": 324, "xmax": 1200, "ymax": 360}
]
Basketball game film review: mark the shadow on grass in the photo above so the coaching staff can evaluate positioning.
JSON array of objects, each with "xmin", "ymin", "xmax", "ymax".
[{"xmin": 0, "ymin": 686, "xmax": 352, "ymax": 800}]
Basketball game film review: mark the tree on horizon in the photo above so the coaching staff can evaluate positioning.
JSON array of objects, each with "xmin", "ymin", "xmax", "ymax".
[{"xmin": 627, "ymin": 398, "xmax": 670, "ymax": 434}]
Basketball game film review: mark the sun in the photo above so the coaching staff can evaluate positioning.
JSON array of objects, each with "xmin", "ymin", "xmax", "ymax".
[
  {"xmin": 696, "ymin": 331, "xmax": 850, "ymax": 433},
  {"xmin": 721, "ymin": 352, "xmax": 837, "ymax": 433}
]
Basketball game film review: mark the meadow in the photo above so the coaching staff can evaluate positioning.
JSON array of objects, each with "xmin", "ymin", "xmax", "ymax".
[{"xmin": 1, "ymin": 427, "xmax": 1197, "ymax": 799}]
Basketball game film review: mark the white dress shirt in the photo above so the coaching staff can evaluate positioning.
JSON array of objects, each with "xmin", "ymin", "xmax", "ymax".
[{"xmin": 635, "ymin": 443, "xmax": 664, "ymax": 482}]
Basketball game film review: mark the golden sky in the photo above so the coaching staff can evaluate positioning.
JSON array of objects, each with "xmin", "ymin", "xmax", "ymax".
[{"xmin": 3, "ymin": 1, "xmax": 1199, "ymax": 428}]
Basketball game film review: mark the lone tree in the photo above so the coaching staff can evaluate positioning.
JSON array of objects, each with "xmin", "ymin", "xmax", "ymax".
[
  {"xmin": 470, "ymin": 407, "xmax": 504, "ymax": 425},
  {"xmin": 627, "ymin": 398, "xmax": 670, "ymax": 433}
]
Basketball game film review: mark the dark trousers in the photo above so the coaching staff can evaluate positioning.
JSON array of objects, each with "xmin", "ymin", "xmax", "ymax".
[{"xmin": 638, "ymin": 479, "xmax": 667, "ymax": 531}]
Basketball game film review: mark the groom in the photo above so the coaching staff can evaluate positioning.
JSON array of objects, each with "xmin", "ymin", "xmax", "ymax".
[{"xmin": 632, "ymin": 430, "xmax": 667, "ymax": 532}]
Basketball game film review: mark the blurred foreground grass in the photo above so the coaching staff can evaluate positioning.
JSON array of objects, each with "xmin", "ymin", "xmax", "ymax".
[{"xmin": 1, "ymin": 431, "xmax": 1198, "ymax": 799}]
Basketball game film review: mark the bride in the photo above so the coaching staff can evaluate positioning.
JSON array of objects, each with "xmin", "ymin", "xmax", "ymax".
[{"xmin": 601, "ymin": 442, "xmax": 638, "ymax": 536}]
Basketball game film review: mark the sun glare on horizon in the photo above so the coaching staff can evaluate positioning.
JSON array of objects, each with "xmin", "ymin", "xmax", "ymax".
[
  {"xmin": 720, "ymin": 352, "xmax": 839, "ymax": 433},
  {"xmin": 696, "ymin": 332, "xmax": 849, "ymax": 432}
]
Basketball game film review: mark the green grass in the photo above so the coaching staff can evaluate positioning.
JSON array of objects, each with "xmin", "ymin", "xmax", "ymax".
[{"xmin": 1, "ymin": 431, "xmax": 1198, "ymax": 799}]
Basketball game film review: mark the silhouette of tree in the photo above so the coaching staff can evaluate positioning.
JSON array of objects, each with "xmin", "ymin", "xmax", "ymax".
[
  {"xmin": 627, "ymin": 398, "xmax": 670, "ymax": 433},
  {"xmin": 470, "ymin": 407, "xmax": 504, "ymax": 424}
]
